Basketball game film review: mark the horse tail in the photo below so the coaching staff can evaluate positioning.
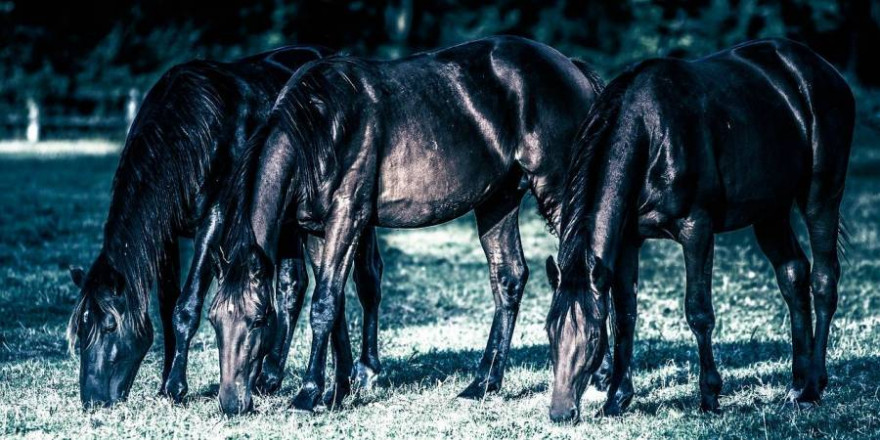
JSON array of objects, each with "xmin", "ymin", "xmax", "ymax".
[
  {"xmin": 838, "ymin": 217, "xmax": 852, "ymax": 264},
  {"xmin": 570, "ymin": 58, "xmax": 605, "ymax": 96}
]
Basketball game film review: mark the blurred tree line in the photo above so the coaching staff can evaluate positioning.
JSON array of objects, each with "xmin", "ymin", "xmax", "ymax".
[{"xmin": 1, "ymin": 0, "xmax": 878, "ymax": 130}]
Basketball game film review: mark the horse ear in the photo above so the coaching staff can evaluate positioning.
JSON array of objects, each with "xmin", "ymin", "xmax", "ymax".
[
  {"xmin": 69, "ymin": 266, "xmax": 86, "ymax": 288},
  {"xmin": 545, "ymin": 256, "xmax": 560, "ymax": 291}
]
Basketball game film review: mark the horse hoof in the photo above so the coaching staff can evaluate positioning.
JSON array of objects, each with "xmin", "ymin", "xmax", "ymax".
[
  {"xmin": 456, "ymin": 379, "xmax": 500, "ymax": 400},
  {"xmin": 795, "ymin": 386, "xmax": 822, "ymax": 406},
  {"xmin": 699, "ymin": 397, "xmax": 722, "ymax": 414},
  {"xmin": 322, "ymin": 385, "xmax": 352, "ymax": 410},
  {"xmin": 290, "ymin": 386, "xmax": 322, "ymax": 413},
  {"xmin": 162, "ymin": 378, "xmax": 188, "ymax": 404},
  {"xmin": 596, "ymin": 402, "xmax": 623, "ymax": 418},
  {"xmin": 616, "ymin": 392, "xmax": 634, "ymax": 412},
  {"xmin": 352, "ymin": 362, "xmax": 379, "ymax": 391},
  {"xmin": 255, "ymin": 373, "xmax": 282, "ymax": 396}
]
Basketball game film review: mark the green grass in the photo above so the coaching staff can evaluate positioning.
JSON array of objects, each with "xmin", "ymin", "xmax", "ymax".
[{"xmin": 1, "ymin": 138, "xmax": 880, "ymax": 439}]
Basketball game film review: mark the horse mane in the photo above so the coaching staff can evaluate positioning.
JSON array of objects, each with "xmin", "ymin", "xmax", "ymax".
[
  {"xmin": 213, "ymin": 57, "xmax": 360, "ymax": 307},
  {"xmin": 68, "ymin": 60, "xmax": 238, "ymax": 346},
  {"xmin": 569, "ymin": 58, "xmax": 605, "ymax": 96},
  {"xmin": 556, "ymin": 68, "xmax": 638, "ymax": 274}
]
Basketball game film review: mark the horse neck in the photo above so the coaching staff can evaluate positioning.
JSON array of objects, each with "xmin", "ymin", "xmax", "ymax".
[
  {"xmin": 585, "ymin": 132, "xmax": 643, "ymax": 272},
  {"xmin": 246, "ymin": 125, "xmax": 302, "ymax": 264}
]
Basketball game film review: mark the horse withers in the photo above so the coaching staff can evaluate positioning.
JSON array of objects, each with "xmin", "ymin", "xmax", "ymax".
[
  {"xmin": 65, "ymin": 46, "xmax": 347, "ymax": 408},
  {"xmin": 209, "ymin": 35, "xmax": 604, "ymax": 415},
  {"xmin": 546, "ymin": 38, "xmax": 854, "ymax": 422}
]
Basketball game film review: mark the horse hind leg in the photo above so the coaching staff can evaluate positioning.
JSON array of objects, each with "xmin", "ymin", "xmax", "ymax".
[
  {"xmin": 458, "ymin": 187, "xmax": 529, "ymax": 399},
  {"xmin": 351, "ymin": 227, "xmax": 384, "ymax": 390},
  {"xmin": 798, "ymin": 192, "xmax": 844, "ymax": 403},
  {"xmin": 677, "ymin": 212, "xmax": 723, "ymax": 413},
  {"xmin": 754, "ymin": 215, "xmax": 813, "ymax": 398}
]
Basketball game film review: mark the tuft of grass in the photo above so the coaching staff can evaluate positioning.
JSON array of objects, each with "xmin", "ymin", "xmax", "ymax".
[{"xmin": 2, "ymin": 138, "xmax": 880, "ymax": 439}]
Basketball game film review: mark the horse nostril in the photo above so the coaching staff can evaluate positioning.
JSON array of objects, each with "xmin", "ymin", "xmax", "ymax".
[
  {"xmin": 219, "ymin": 388, "xmax": 253, "ymax": 416},
  {"xmin": 549, "ymin": 406, "xmax": 579, "ymax": 424}
]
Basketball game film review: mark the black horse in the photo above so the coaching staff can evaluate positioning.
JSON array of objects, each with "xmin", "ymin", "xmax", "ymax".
[
  {"xmin": 545, "ymin": 39, "xmax": 854, "ymax": 423},
  {"xmin": 64, "ymin": 45, "xmax": 374, "ymax": 407},
  {"xmin": 209, "ymin": 35, "xmax": 604, "ymax": 415}
]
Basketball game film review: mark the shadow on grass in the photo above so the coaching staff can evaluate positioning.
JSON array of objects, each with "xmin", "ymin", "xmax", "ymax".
[
  {"xmin": 629, "ymin": 354, "xmax": 880, "ymax": 416},
  {"xmin": 372, "ymin": 338, "xmax": 793, "ymax": 390},
  {"xmin": 348, "ymin": 337, "xmax": 876, "ymax": 409}
]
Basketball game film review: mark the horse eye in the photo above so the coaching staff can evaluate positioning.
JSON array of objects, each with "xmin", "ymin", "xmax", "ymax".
[
  {"xmin": 252, "ymin": 317, "xmax": 267, "ymax": 329},
  {"xmin": 102, "ymin": 320, "xmax": 118, "ymax": 334}
]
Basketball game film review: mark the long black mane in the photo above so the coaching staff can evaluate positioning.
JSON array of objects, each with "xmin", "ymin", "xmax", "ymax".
[
  {"xmin": 69, "ymin": 61, "xmax": 238, "ymax": 342},
  {"xmin": 556, "ymin": 69, "xmax": 637, "ymax": 273}
]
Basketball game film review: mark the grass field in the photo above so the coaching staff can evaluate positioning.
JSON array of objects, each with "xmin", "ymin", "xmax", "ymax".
[{"xmin": 1, "ymin": 137, "xmax": 879, "ymax": 439}]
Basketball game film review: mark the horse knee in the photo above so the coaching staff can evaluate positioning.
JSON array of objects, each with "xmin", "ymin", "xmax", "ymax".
[
  {"xmin": 278, "ymin": 278, "xmax": 306, "ymax": 312},
  {"xmin": 685, "ymin": 307, "xmax": 715, "ymax": 334},
  {"xmin": 811, "ymin": 269, "xmax": 838, "ymax": 316},
  {"xmin": 494, "ymin": 263, "xmax": 528, "ymax": 310},
  {"xmin": 777, "ymin": 259, "xmax": 810, "ymax": 304}
]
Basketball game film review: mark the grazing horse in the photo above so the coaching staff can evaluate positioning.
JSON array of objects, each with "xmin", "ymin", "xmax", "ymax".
[
  {"xmin": 209, "ymin": 35, "xmax": 604, "ymax": 415},
  {"xmin": 65, "ymin": 46, "xmax": 361, "ymax": 407},
  {"xmin": 545, "ymin": 38, "xmax": 853, "ymax": 423}
]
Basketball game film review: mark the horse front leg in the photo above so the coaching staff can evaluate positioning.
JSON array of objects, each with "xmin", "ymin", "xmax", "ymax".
[
  {"xmin": 459, "ymin": 189, "xmax": 528, "ymax": 399},
  {"xmin": 597, "ymin": 239, "xmax": 639, "ymax": 417},
  {"xmin": 301, "ymin": 234, "xmax": 359, "ymax": 409},
  {"xmin": 157, "ymin": 239, "xmax": 181, "ymax": 391},
  {"xmin": 291, "ymin": 177, "xmax": 374, "ymax": 411},
  {"xmin": 677, "ymin": 212, "xmax": 722, "ymax": 413},
  {"xmin": 255, "ymin": 231, "xmax": 308, "ymax": 395},
  {"xmin": 163, "ymin": 209, "xmax": 222, "ymax": 402}
]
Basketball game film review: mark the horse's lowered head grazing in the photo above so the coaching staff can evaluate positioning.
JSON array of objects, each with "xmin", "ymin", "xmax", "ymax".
[
  {"xmin": 67, "ymin": 254, "xmax": 153, "ymax": 408},
  {"xmin": 209, "ymin": 245, "xmax": 276, "ymax": 415},
  {"xmin": 544, "ymin": 255, "xmax": 610, "ymax": 423}
]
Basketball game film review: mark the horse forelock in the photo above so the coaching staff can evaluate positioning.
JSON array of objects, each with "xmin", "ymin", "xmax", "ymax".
[{"xmin": 66, "ymin": 283, "xmax": 138, "ymax": 355}]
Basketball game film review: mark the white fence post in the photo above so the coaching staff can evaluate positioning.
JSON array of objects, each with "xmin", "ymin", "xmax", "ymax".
[
  {"xmin": 126, "ymin": 88, "xmax": 139, "ymax": 133},
  {"xmin": 26, "ymin": 98, "xmax": 39, "ymax": 143}
]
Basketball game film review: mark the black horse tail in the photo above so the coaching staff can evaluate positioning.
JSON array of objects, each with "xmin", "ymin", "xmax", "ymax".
[
  {"xmin": 570, "ymin": 58, "xmax": 605, "ymax": 96},
  {"xmin": 838, "ymin": 217, "xmax": 852, "ymax": 264}
]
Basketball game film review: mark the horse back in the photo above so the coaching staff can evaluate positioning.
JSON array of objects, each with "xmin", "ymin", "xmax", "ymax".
[{"xmin": 374, "ymin": 37, "xmax": 598, "ymax": 226}]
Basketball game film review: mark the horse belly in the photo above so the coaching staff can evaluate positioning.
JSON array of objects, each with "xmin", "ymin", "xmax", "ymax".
[
  {"xmin": 713, "ymin": 142, "xmax": 809, "ymax": 230},
  {"xmin": 374, "ymin": 140, "xmax": 507, "ymax": 228}
]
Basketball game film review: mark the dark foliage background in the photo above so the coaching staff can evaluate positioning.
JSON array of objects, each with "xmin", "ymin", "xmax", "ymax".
[{"xmin": 1, "ymin": 0, "xmax": 879, "ymax": 137}]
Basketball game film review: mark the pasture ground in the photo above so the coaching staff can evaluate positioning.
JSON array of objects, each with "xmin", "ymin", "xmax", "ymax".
[{"xmin": 1, "ymin": 136, "xmax": 879, "ymax": 439}]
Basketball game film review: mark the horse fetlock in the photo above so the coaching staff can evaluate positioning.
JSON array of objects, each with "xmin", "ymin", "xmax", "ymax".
[
  {"xmin": 702, "ymin": 369, "xmax": 723, "ymax": 395},
  {"xmin": 255, "ymin": 368, "xmax": 283, "ymax": 396},
  {"xmin": 794, "ymin": 383, "xmax": 822, "ymax": 405},
  {"xmin": 352, "ymin": 361, "xmax": 380, "ymax": 390}
]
